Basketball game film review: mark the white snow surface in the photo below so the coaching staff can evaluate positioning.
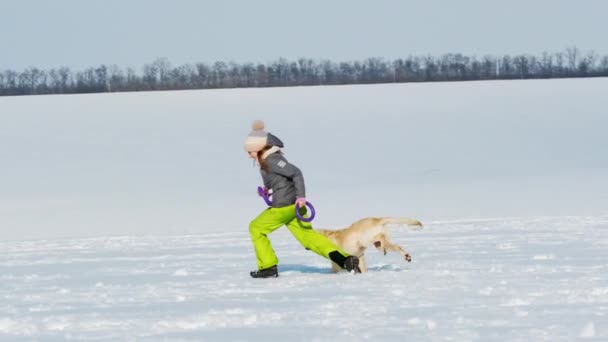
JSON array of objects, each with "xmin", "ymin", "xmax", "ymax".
[
  {"xmin": 1, "ymin": 78, "xmax": 608, "ymax": 340},
  {"xmin": 1, "ymin": 216, "xmax": 608, "ymax": 341}
]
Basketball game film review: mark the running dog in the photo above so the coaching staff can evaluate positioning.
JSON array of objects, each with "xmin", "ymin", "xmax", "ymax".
[{"xmin": 317, "ymin": 217, "xmax": 423, "ymax": 272}]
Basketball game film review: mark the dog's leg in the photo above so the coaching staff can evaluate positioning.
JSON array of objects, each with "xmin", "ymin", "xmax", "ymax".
[
  {"xmin": 375, "ymin": 235, "xmax": 412, "ymax": 262},
  {"xmin": 358, "ymin": 255, "xmax": 368, "ymax": 273},
  {"xmin": 384, "ymin": 242, "xmax": 412, "ymax": 262}
]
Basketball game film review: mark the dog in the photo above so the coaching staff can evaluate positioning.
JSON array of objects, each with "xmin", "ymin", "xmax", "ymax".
[{"xmin": 317, "ymin": 217, "xmax": 423, "ymax": 272}]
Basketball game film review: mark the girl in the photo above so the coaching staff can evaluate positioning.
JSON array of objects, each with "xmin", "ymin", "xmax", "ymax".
[{"xmin": 244, "ymin": 120, "xmax": 360, "ymax": 278}]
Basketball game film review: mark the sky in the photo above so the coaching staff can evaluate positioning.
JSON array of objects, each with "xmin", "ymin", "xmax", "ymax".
[{"xmin": 1, "ymin": 0, "xmax": 607, "ymax": 71}]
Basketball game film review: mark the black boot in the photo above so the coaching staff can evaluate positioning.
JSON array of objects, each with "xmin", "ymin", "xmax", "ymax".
[
  {"xmin": 343, "ymin": 256, "xmax": 361, "ymax": 273},
  {"xmin": 250, "ymin": 265, "xmax": 279, "ymax": 278},
  {"xmin": 329, "ymin": 251, "xmax": 361, "ymax": 273}
]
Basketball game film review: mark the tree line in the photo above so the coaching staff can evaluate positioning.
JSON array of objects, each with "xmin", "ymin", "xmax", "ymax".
[{"xmin": 1, "ymin": 47, "xmax": 607, "ymax": 96}]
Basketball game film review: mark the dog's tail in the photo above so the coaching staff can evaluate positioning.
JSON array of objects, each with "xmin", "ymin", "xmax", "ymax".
[{"xmin": 379, "ymin": 217, "xmax": 423, "ymax": 229}]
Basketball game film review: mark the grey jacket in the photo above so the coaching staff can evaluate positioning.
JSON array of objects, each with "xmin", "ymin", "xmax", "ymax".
[
  {"xmin": 261, "ymin": 152, "xmax": 305, "ymax": 208},
  {"xmin": 266, "ymin": 133, "xmax": 284, "ymax": 148}
]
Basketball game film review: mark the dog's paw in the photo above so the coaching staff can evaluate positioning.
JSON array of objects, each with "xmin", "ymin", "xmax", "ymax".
[{"xmin": 405, "ymin": 254, "xmax": 412, "ymax": 262}]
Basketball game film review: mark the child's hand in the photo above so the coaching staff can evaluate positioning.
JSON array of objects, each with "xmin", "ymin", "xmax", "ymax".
[{"xmin": 295, "ymin": 197, "xmax": 307, "ymax": 208}]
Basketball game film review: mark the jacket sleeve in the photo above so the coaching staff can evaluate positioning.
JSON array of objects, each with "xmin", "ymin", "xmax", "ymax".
[
  {"xmin": 260, "ymin": 170, "xmax": 271, "ymax": 190},
  {"xmin": 268, "ymin": 157, "xmax": 306, "ymax": 198}
]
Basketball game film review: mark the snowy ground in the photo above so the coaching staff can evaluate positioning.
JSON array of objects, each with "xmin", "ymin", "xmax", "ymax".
[
  {"xmin": 1, "ymin": 216, "xmax": 607, "ymax": 341},
  {"xmin": 2, "ymin": 78, "xmax": 608, "ymax": 241}
]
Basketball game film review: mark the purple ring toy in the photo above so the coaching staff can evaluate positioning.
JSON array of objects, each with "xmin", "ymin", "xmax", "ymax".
[
  {"xmin": 257, "ymin": 186, "xmax": 273, "ymax": 206},
  {"xmin": 258, "ymin": 186, "xmax": 316, "ymax": 222},
  {"xmin": 295, "ymin": 202, "xmax": 316, "ymax": 222}
]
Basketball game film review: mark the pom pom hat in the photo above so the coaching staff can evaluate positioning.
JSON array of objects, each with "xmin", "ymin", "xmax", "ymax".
[
  {"xmin": 244, "ymin": 120, "xmax": 268, "ymax": 152},
  {"xmin": 244, "ymin": 120, "xmax": 284, "ymax": 152}
]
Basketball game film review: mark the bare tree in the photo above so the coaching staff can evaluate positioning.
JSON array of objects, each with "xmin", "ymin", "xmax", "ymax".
[
  {"xmin": 421, "ymin": 56, "xmax": 437, "ymax": 81},
  {"xmin": 575, "ymin": 51, "xmax": 597, "ymax": 77},
  {"xmin": 566, "ymin": 46, "xmax": 580, "ymax": 75},
  {"xmin": 482, "ymin": 55, "xmax": 496, "ymax": 79},
  {"xmin": 126, "ymin": 67, "xmax": 139, "ymax": 91},
  {"xmin": 170, "ymin": 64, "xmax": 195, "ymax": 89},
  {"xmin": 256, "ymin": 64, "xmax": 269, "ymax": 87},
  {"xmin": 554, "ymin": 52, "xmax": 565, "ymax": 77},
  {"xmin": 212, "ymin": 61, "xmax": 228, "ymax": 88},
  {"xmin": 18, "ymin": 70, "xmax": 31, "ymax": 94},
  {"xmin": 242, "ymin": 63, "xmax": 256, "ymax": 87},
  {"xmin": 106, "ymin": 65, "xmax": 123, "ymax": 92},
  {"xmin": 500, "ymin": 55, "xmax": 513, "ymax": 78},
  {"xmin": 514, "ymin": 55, "xmax": 531, "ymax": 79},
  {"xmin": 22, "ymin": 67, "xmax": 45, "ymax": 94},
  {"xmin": 143, "ymin": 63, "xmax": 159, "ymax": 90},
  {"xmin": 95, "ymin": 65, "xmax": 108, "ymax": 91},
  {"xmin": 195, "ymin": 63, "xmax": 211, "ymax": 88},
  {"xmin": 57, "ymin": 67, "xmax": 71, "ymax": 92},
  {"xmin": 3, "ymin": 47, "xmax": 608, "ymax": 97},
  {"xmin": 600, "ymin": 56, "xmax": 608, "ymax": 75},
  {"xmin": 540, "ymin": 52, "xmax": 554, "ymax": 78},
  {"xmin": 289, "ymin": 61, "xmax": 301, "ymax": 85},
  {"xmin": 4, "ymin": 70, "xmax": 18, "ymax": 92},
  {"xmin": 152, "ymin": 58, "xmax": 171, "ymax": 89}
]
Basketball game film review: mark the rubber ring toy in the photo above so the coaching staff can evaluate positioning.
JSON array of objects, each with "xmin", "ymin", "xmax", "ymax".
[{"xmin": 258, "ymin": 186, "xmax": 316, "ymax": 222}]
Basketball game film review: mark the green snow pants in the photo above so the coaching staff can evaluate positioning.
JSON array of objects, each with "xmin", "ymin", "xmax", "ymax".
[{"xmin": 249, "ymin": 204, "xmax": 349, "ymax": 270}]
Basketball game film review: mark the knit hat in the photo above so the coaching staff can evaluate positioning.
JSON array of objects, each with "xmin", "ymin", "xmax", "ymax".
[
  {"xmin": 244, "ymin": 120, "xmax": 268, "ymax": 152},
  {"xmin": 244, "ymin": 120, "xmax": 285, "ymax": 152}
]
